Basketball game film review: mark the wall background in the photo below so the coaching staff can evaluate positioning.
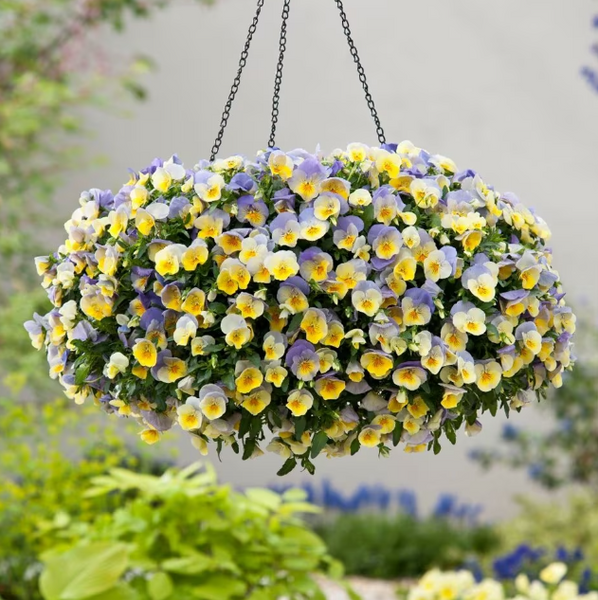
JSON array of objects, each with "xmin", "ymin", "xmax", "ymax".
[{"xmin": 55, "ymin": 0, "xmax": 598, "ymax": 519}]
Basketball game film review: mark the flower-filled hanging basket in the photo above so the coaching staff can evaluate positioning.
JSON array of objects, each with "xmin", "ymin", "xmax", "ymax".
[
  {"xmin": 26, "ymin": 1, "xmax": 575, "ymax": 475},
  {"xmin": 26, "ymin": 142, "xmax": 576, "ymax": 474}
]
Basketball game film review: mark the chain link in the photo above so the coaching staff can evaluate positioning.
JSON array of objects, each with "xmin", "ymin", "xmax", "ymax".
[
  {"xmin": 209, "ymin": 0, "xmax": 266, "ymax": 161},
  {"xmin": 333, "ymin": 0, "xmax": 386, "ymax": 145},
  {"xmin": 268, "ymin": 0, "xmax": 292, "ymax": 148}
]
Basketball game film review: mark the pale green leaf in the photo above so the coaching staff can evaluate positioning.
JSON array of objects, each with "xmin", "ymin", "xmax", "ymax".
[
  {"xmin": 85, "ymin": 583, "xmax": 141, "ymax": 600},
  {"xmin": 147, "ymin": 572, "xmax": 174, "ymax": 600},
  {"xmin": 161, "ymin": 555, "xmax": 212, "ymax": 575},
  {"xmin": 244, "ymin": 488, "xmax": 281, "ymax": 511},
  {"xmin": 191, "ymin": 575, "xmax": 247, "ymax": 600},
  {"xmin": 39, "ymin": 542, "xmax": 129, "ymax": 600}
]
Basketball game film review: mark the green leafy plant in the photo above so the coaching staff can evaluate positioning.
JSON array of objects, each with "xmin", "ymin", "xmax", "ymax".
[
  {"xmin": 38, "ymin": 464, "xmax": 355, "ymax": 600},
  {"xmin": 0, "ymin": 391, "xmax": 164, "ymax": 600},
  {"xmin": 313, "ymin": 511, "xmax": 500, "ymax": 580}
]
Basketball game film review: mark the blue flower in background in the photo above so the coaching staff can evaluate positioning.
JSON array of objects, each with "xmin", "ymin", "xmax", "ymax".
[
  {"xmin": 528, "ymin": 462, "xmax": 547, "ymax": 481},
  {"xmin": 493, "ymin": 545, "xmax": 546, "ymax": 580},
  {"xmin": 501, "ymin": 424, "xmax": 520, "ymax": 441},
  {"xmin": 491, "ymin": 544, "xmax": 592, "ymax": 589},
  {"xmin": 581, "ymin": 14, "xmax": 598, "ymax": 92},
  {"xmin": 268, "ymin": 480, "xmax": 482, "ymax": 524}
]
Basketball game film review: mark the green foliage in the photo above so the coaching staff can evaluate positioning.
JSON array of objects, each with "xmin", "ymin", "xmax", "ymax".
[
  {"xmin": 0, "ymin": 0, "xmax": 211, "ymax": 298},
  {"xmin": 472, "ymin": 317, "xmax": 598, "ymax": 490},
  {"xmin": 0, "ymin": 391, "xmax": 165, "ymax": 600},
  {"xmin": 38, "ymin": 464, "xmax": 350, "ymax": 600},
  {"xmin": 313, "ymin": 512, "xmax": 500, "ymax": 580}
]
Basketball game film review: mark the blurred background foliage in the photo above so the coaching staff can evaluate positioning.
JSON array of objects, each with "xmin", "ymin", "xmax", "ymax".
[
  {"xmin": 36, "ymin": 465, "xmax": 350, "ymax": 600},
  {"xmin": 1, "ymin": 1, "xmax": 598, "ymax": 598}
]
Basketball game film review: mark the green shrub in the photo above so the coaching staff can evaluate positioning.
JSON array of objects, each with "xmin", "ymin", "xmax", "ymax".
[
  {"xmin": 37, "ymin": 464, "xmax": 354, "ymax": 600},
  {"xmin": 0, "ymin": 393, "xmax": 165, "ymax": 600},
  {"xmin": 313, "ymin": 512, "xmax": 500, "ymax": 580}
]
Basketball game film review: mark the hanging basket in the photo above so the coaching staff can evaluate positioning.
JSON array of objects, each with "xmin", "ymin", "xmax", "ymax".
[{"xmin": 25, "ymin": 0, "xmax": 576, "ymax": 475}]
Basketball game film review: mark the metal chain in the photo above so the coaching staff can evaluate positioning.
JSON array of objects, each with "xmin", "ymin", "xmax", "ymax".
[
  {"xmin": 333, "ymin": 0, "xmax": 387, "ymax": 145},
  {"xmin": 209, "ymin": 0, "xmax": 387, "ymax": 159},
  {"xmin": 209, "ymin": 0, "xmax": 266, "ymax": 161},
  {"xmin": 268, "ymin": 0, "xmax": 292, "ymax": 148}
]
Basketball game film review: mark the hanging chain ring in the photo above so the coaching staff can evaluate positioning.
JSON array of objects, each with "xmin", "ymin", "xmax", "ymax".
[
  {"xmin": 268, "ymin": 0, "xmax": 292, "ymax": 148},
  {"xmin": 334, "ymin": 0, "xmax": 386, "ymax": 145},
  {"xmin": 210, "ymin": 0, "xmax": 266, "ymax": 162}
]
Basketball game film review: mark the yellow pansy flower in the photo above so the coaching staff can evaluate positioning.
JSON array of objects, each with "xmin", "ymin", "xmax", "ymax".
[
  {"xmin": 407, "ymin": 396, "xmax": 429, "ymax": 419},
  {"xmin": 375, "ymin": 150, "xmax": 402, "ymax": 179},
  {"xmin": 322, "ymin": 321, "xmax": 345, "ymax": 347},
  {"xmin": 181, "ymin": 288, "xmax": 206, "ymax": 316},
  {"xmin": 221, "ymin": 314, "xmax": 252, "ymax": 349},
  {"xmin": 268, "ymin": 151, "xmax": 294, "ymax": 180},
  {"xmin": 242, "ymin": 388, "xmax": 272, "ymax": 415},
  {"xmin": 358, "ymin": 427, "xmax": 381, "ymax": 448},
  {"xmin": 264, "ymin": 251, "xmax": 300, "ymax": 281},
  {"xmin": 263, "ymin": 332, "xmax": 286, "ymax": 360},
  {"xmin": 154, "ymin": 244, "xmax": 185, "ymax": 277},
  {"xmin": 300, "ymin": 308, "xmax": 329, "ymax": 344},
  {"xmin": 235, "ymin": 292, "xmax": 265, "ymax": 319},
  {"xmin": 265, "ymin": 363, "xmax": 288, "ymax": 388},
  {"xmin": 360, "ymin": 351, "xmax": 394, "ymax": 379},
  {"xmin": 177, "ymin": 398, "xmax": 203, "ymax": 431},
  {"xmin": 286, "ymin": 390, "xmax": 314, "ymax": 417},
  {"xmin": 157, "ymin": 357, "xmax": 187, "ymax": 383},
  {"xmin": 315, "ymin": 377, "xmax": 346, "ymax": 400},
  {"xmin": 140, "ymin": 429, "xmax": 161, "ymax": 445},
  {"xmin": 372, "ymin": 414, "xmax": 395, "ymax": 434},
  {"xmin": 453, "ymin": 306, "xmax": 487, "ymax": 336},
  {"xmin": 132, "ymin": 339, "xmax": 157, "ymax": 367},
  {"xmin": 474, "ymin": 361, "xmax": 502, "ymax": 392},
  {"xmin": 235, "ymin": 367, "xmax": 263, "ymax": 394}
]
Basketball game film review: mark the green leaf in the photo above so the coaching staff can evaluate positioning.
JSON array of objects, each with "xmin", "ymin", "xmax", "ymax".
[
  {"xmin": 288, "ymin": 312, "xmax": 304, "ymax": 333},
  {"xmin": 248, "ymin": 352, "xmax": 261, "ymax": 368},
  {"xmin": 238, "ymin": 413, "xmax": 252, "ymax": 438},
  {"xmin": 245, "ymin": 488, "xmax": 282, "ymax": 511},
  {"xmin": 303, "ymin": 458, "xmax": 316, "ymax": 475},
  {"xmin": 161, "ymin": 555, "xmax": 212, "ymax": 575},
  {"xmin": 310, "ymin": 431, "xmax": 329, "ymax": 459},
  {"xmin": 294, "ymin": 416, "xmax": 306, "ymax": 441},
  {"xmin": 362, "ymin": 203, "xmax": 375, "ymax": 227},
  {"xmin": 445, "ymin": 422, "xmax": 457, "ymax": 445},
  {"xmin": 221, "ymin": 371, "xmax": 235, "ymax": 390},
  {"xmin": 202, "ymin": 344, "xmax": 224, "ymax": 353},
  {"xmin": 147, "ymin": 572, "xmax": 173, "ymax": 600},
  {"xmin": 350, "ymin": 438, "xmax": 360, "ymax": 455},
  {"xmin": 392, "ymin": 422, "xmax": 404, "ymax": 447},
  {"xmin": 486, "ymin": 323, "xmax": 500, "ymax": 339},
  {"xmin": 85, "ymin": 584, "xmax": 140, "ymax": 600},
  {"xmin": 208, "ymin": 302, "xmax": 227, "ymax": 314},
  {"xmin": 75, "ymin": 363, "xmax": 90, "ymax": 386},
  {"xmin": 40, "ymin": 542, "xmax": 129, "ymax": 600},
  {"xmin": 277, "ymin": 458, "xmax": 297, "ymax": 477},
  {"xmin": 242, "ymin": 438, "xmax": 256, "ymax": 460},
  {"xmin": 191, "ymin": 575, "xmax": 247, "ymax": 600}
]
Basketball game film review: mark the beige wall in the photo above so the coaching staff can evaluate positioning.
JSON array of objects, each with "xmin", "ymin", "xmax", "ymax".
[{"xmin": 55, "ymin": 0, "xmax": 598, "ymax": 519}]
